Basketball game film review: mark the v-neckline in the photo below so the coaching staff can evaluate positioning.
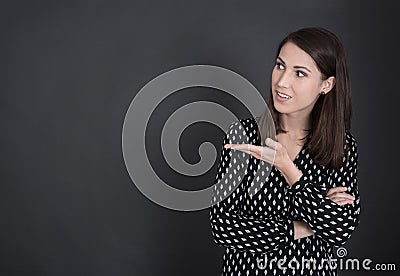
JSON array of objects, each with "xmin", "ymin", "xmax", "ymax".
[{"xmin": 291, "ymin": 144, "xmax": 305, "ymax": 164}]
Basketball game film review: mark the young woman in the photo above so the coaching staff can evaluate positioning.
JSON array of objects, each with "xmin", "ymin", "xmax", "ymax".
[{"xmin": 210, "ymin": 27, "xmax": 361, "ymax": 275}]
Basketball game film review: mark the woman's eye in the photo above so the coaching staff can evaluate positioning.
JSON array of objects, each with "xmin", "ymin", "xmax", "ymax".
[
  {"xmin": 276, "ymin": 62, "xmax": 284, "ymax": 70},
  {"xmin": 296, "ymin": 71, "xmax": 306, "ymax": 77}
]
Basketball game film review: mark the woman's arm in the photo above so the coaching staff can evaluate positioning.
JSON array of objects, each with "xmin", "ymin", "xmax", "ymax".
[
  {"xmin": 286, "ymin": 132, "xmax": 361, "ymax": 246},
  {"xmin": 223, "ymin": 130, "xmax": 360, "ymax": 246},
  {"xmin": 209, "ymin": 121, "xmax": 298, "ymax": 254}
]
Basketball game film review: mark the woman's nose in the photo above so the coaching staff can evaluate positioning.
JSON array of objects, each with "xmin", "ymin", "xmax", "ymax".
[{"xmin": 277, "ymin": 71, "xmax": 291, "ymax": 88}]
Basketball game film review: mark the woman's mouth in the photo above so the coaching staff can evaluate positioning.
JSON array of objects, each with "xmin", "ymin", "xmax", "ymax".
[{"xmin": 275, "ymin": 90, "xmax": 292, "ymax": 102}]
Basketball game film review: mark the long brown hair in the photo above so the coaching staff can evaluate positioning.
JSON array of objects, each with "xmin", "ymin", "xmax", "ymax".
[{"xmin": 256, "ymin": 27, "xmax": 352, "ymax": 170}]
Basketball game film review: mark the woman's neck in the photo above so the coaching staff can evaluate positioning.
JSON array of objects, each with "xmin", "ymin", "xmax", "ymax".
[{"xmin": 280, "ymin": 113, "xmax": 311, "ymax": 137}]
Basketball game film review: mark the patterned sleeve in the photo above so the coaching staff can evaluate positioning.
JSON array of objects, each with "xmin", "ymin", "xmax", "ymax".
[
  {"xmin": 288, "ymin": 132, "xmax": 361, "ymax": 246},
  {"xmin": 209, "ymin": 121, "xmax": 294, "ymax": 254}
]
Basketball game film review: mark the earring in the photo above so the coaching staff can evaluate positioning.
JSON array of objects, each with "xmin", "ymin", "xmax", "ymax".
[{"xmin": 320, "ymin": 91, "xmax": 326, "ymax": 95}]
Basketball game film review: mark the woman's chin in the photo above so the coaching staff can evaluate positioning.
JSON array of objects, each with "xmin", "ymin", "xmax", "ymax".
[{"xmin": 273, "ymin": 102, "xmax": 286, "ymax": 114}]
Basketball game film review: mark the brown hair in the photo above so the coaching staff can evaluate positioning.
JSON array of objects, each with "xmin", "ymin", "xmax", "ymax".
[{"xmin": 256, "ymin": 27, "xmax": 352, "ymax": 170}]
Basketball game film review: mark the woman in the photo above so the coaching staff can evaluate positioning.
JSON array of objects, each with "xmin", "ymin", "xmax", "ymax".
[{"xmin": 209, "ymin": 27, "xmax": 361, "ymax": 275}]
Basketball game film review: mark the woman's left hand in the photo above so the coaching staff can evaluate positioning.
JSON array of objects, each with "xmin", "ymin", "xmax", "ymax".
[
  {"xmin": 326, "ymin": 186, "xmax": 355, "ymax": 206},
  {"xmin": 224, "ymin": 137, "xmax": 290, "ymax": 172}
]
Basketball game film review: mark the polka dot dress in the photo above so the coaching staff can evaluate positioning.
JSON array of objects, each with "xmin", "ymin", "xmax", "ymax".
[{"xmin": 209, "ymin": 117, "xmax": 361, "ymax": 275}]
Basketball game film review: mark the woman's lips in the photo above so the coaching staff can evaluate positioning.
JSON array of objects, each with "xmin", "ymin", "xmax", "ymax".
[{"xmin": 275, "ymin": 90, "xmax": 292, "ymax": 102}]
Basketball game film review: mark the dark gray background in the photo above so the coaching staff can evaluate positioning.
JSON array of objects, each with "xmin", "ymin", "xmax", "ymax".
[{"xmin": 1, "ymin": 0, "xmax": 398, "ymax": 275}]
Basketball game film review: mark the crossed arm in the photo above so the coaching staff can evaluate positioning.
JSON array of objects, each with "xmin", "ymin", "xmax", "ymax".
[{"xmin": 210, "ymin": 122, "xmax": 361, "ymax": 253}]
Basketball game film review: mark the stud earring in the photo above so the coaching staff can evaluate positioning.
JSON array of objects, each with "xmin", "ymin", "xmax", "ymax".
[{"xmin": 320, "ymin": 91, "xmax": 326, "ymax": 95}]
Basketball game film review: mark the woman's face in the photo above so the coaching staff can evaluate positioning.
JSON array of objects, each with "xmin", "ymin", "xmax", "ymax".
[{"xmin": 271, "ymin": 42, "xmax": 330, "ymax": 117}]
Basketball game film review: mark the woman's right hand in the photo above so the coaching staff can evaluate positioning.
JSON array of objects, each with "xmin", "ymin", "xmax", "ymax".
[
  {"xmin": 293, "ymin": 220, "xmax": 314, "ymax": 240},
  {"xmin": 326, "ymin": 186, "xmax": 355, "ymax": 206}
]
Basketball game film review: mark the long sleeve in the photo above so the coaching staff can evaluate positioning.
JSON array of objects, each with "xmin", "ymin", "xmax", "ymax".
[
  {"xmin": 209, "ymin": 121, "xmax": 294, "ymax": 254},
  {"xmin": 288, "ymin": 132, "xmax": 361, "ymax": 246}
]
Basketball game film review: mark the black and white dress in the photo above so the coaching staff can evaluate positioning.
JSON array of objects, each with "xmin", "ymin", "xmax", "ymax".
[{"xmin": 209, "ymin": 117, "xmax": 361, "ymax": 275}]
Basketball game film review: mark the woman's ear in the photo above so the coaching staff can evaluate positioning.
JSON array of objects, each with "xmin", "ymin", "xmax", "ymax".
[{"xmin": 322, "ymin": 76, "xmax": 336, "ymax": 94}]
